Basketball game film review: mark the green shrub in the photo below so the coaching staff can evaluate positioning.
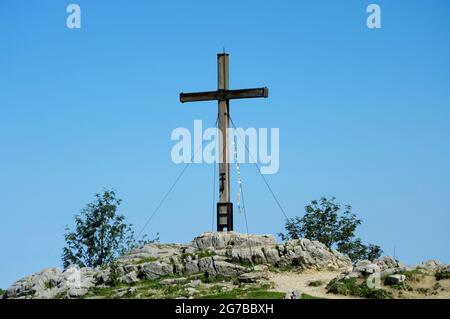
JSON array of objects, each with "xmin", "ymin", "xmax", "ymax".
[
  {"xmin": 54, "ymin": 290, "xmax": 68, "ymax": 299},
  {"xmin": 62, "ymin": 190, "xmax": 159, "ymax": 269},
  {"xmin": 364, "ymin": 289, "xmax": 391, "ymax": 299},
  {"xmin": 387, "ymin": 282, "xmax": 412, "ymax": 291},
  {"xmin": 416, "ymin": 288, "xmax": 429, "ymax": 295},
  {"xmin": 200, "ymin": 286, "xmax": 284, "ymax": 299},
  {"xmin": 200, "ymin": 273, "xmax": 239, "ymax": 285},
  {"xmin": 44, "ymin": 281, "xmax": 55, "ymax": 289},
  {"xmin": 402, "ymin": 269, "xmax": 425, "ymax": 282},
  {"xmin": 308, "ymin": 280, "xmax": 323, "ymax": 287},
  {"xmin": 326, "ymin": 277, "xmax": 390, "ymax": 299},
  {"xmin": 107, "ymin": 261, "xmax": 121, "ymax": 287},
  {"xmin": 326, "ymin": 278, "xmax": 358, "ymax": 296},
  {"xmin": 435, "ymin": 270, "xmax": 450, "ymax": 281},
  {"xmin": 433, "ymin": 282, "xmax": 442, "ymax": 291},
  {"xmin": 279, "ymin": 197, "xmax": 382, "ymax": 262}
]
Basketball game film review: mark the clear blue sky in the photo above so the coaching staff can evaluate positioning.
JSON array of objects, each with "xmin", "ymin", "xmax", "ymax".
[{"xmin": 1, "ymin": 0, "xmax": 449, "ymax": 288}]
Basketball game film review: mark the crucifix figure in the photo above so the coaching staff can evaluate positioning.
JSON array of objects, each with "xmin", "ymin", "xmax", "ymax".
[{"xmin": 179, "ymin": 53, "xmax": 269, "ymax": 232}]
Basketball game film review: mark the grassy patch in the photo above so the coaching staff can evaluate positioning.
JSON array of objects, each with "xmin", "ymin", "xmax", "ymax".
[
  {"xmin": 197, "ymin": 250, "xmax": 217, "ymax": 259},
  {"xmin": 388, "ymin": 282, "xmax": 413, "ymax": 292},
  {"xmin": 161, "ymin": 285, "xmax": 189, "ymax": 298},
  {"xmin": 301, "ymin": 293, "xmax": 323, "ymax": 299},
  {"xmin": 402, "ymin": 269, "xmax": 425, "ymax": 282},
  {"xmin": 200, "ymin": 286, "xmax": 284, "ymax": 299},
  {"xmin": 245, "ymin": 290, "xmax": 285, "ymax": 299},
  {"xmin": 44, "ymin": 281, "xmax": 56, "ymax": 289},
  {"xmin": 84, "ymin": 286, "xmax": 123, "ymax": 299},
  {"xmin": 308, "ymin": 280, "xmax": 323, "ymax": 287},
  {"xmin": 416, "ymin": 288, "xmax": 429, "ymax": 295},
  {"xmin": 266, "ymin": 264, "xmax": 278, "ymax": 272},
  {"xmin": 435, "ymin": 270, "xmax": 450, "ymax": 281},
  {"xmin": 127, "ymin": 275, "xmax": 191, "ymax": 299},
  {"xmin": 26, "ymin": 289, "xmax": 37, "ymax": 298},
  {"xmin": 433, "ymin": 282, "xmax": 443, "ymax": 291},
  {"xmin": 199, "ymin": 282, "xmax": 284, "ymax": 299},
  {"xmin": 326, "ymin": 277, "xmax": 391, "ymax": 299},
  {"xmin": 199, "ymin": 273, "xmax": 239, "ymax": 285},
  {"xmin": 54, "ymin": 290, "xmax": 68, "ymax": 299}
]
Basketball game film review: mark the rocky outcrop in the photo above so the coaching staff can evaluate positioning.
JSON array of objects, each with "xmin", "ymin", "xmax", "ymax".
[
  {"xmin": 338, "ymin": 256, "xmax": 409, "ymax": 280},
  {"xmin": 419, "ymin": 260, "xmax": 444, "ymax": 271},
  {"xmin": 3, "ymin": 232, "xmax": 352, "ymax": 299},
  {"xmin": 191, "ymin": 232, "xmax": 276, "ymax": 250},
  {"xmin": 3, "ymin": 266, "xmax": 100, "ymax": 299},
  {"xmin": 385, "ymin": 274, "xmax": 406, "ymax": 285},
  {"xmin": 116, "ymin": 232, "xmax": 352, "ymax": 273},
  {"xmin": 278, "ymin": 238, "xmax": 351, "ymax": 270},
  {"xmin": 331, "ymin": 255, "xmax": 450, "ymax": 288}
]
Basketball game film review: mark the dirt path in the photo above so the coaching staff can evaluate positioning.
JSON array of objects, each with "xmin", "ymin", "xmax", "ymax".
[{"xmin": 269, "ymin": 270, "xmax": 359, "ymax": 299}]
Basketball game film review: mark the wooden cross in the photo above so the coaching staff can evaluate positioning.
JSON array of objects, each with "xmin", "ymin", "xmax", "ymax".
[{"xmin": 179, "ymin": 53, "xmax": 269, "ymax": 232}]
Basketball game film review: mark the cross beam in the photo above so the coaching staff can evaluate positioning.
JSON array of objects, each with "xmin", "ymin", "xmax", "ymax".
[
  {"xmin": 179, "ymin": 53, "xmax": 269, "ymax": 232},
  {"xmin": 180, "ymin": 87, "xmax": 269, "ymax": 103}
]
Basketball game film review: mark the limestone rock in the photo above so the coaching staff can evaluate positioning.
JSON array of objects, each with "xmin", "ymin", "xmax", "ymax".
[
  {"xmin": 281, "ymin": 239, "xmax": 352, "ymax": 270},
  {"xmin": 212, "ymin": 259, "xmax": 246, "ymax": 276},
  {"xmin": 185, "ymin": 260, "xmax": 200, "ymax": 275},
  {"xmin": 5, "ymin": 268, "xmax": 64, "ymax": 299},
  {"xmin": 228, "ymin": 247, "xmax": 267, "ymax": 265},
  {"xmin": 380, "ymin": 268, "xmax": 398, "ymax": 278},
  {"xmin": 191, "ymin": 232, "xmax": 276, "ymax": 250},
  {"xmin": 344, "ymin": 271, "xmax": 361, "ymax": 280},
  {"xmin": 122, "ymin": 264, "xmax": 139, "ymax": 274},
  {"xmin": 374, "ymin": 256, "xmax": 401, "ymax": 271},
  {"xmin": 67, "ymin": 287, "xmax": 89, "ymax": 298},
  {"xmin": 420, "ymin": 260, "xmax": 443, "ymax": 271},
  {"xmin": 5, "ymin": 265, "xmax": 97, "ymax": 299},
  {"xmin": 138, "ymin": 261, "xmax": 173, "ymax": 280},
  {"xmin": 188, "ymin": 279, "xmax": 202, "ymax": 288},
  {"xmin": 263, "ymin": 247, "xmax": 281, "ymax": 264},
  {"xmin": 284, "ymin": 290, "xmax": 303, "ymax": 299},
  {"xmin": 385, "ymin": 274, "xmax": 406, "ymax": 285},
  {"xmin": 160, "ymin": 277, "xmax": 187, "ymax": 286},
  {"xmin": 238, "ymin": 272, "xmax": 268, "ymax": 283},
  {"xmin": 95, "ymin": 268, "xmax": 110, "ymax": 285},
  {"xmin": 187, "ymin": 287, "xmax": 198, "ymax": 296},
  {"xmin": 119, "ymin": 243, "xmax": 183, "ymax": 263},
  {"xmin": 197, "ymin": 256, "xmax": 246, "ymax": 277},
  {"xmin": 354, "ymin": 260, "xmax": 380, "ymax": 274},
  {"xmin": 120, "ymin": 271, "xmax": 139, "ymax": 284}
]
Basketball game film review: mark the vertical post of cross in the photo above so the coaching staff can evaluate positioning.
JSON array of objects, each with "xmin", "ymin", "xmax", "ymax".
[{"xmin": 217, "ymin": 53, "xmax": 233, "ymax": 231}]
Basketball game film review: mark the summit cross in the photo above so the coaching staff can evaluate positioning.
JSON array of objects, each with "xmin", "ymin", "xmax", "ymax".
[{"xmin": 179, "ymin": 53, "xmax": 269, "ymax": 231}]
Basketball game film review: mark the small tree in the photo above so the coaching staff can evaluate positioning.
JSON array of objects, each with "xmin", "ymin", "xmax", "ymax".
[
  {"xmin": 279, "ymin": 197, "xmax": 382, "ymax": 262},
  {"xmin": 62, "ymin": 189, "xmax": 154, "ymax": 269}
]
